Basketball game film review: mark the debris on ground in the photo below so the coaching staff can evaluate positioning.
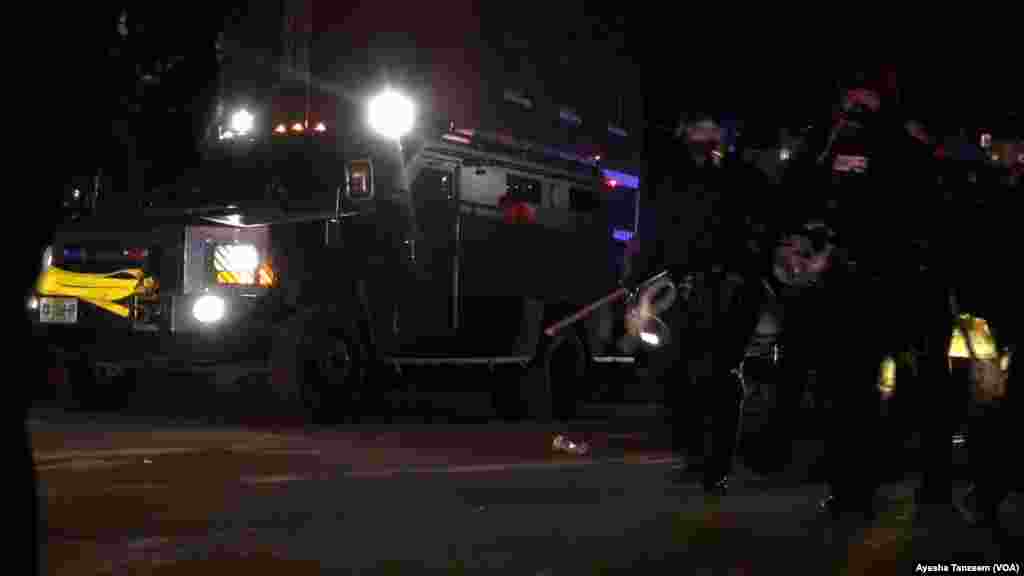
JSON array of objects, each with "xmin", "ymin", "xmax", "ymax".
[{"xmin": 552, "ymin": 435, "xmax": 589, "ymax": 456}]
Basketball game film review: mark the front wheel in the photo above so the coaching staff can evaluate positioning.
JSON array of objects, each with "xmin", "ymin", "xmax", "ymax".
[
  {"xmin": 51, "ymin": 355, "xmax": 91, "ymax": 410},
  {"xmin": 270, "ymin": 315, "xmax": 365, "ymax": 423},
  {"xmin": 49, "ymin": 357, "xmax": 136, "ymax": 411},
  {"xmin": 301, "ymin": 335, "xmax": 361, "ymax": 421}
]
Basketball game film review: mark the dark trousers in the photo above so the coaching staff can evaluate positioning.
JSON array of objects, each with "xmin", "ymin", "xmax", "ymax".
[
  {"xmin": 968, "ymin": 404, "xmax": 1013, "ymax": 512},
  {"xmin": 672, "ymin": 367, "xmax": 745, "ymax": 485},
  {"xmin": 818, "ymin": 357, "xmax": 884, "ymax": 509},
  {"xmin": 975, "ymin": 316, "xmax": 1018, "ymax": 510},
  {"xmin": 963, "ymin": 359, "xmax": 1016, "ymax": 515},
  {"xmin": 911, "ymin": 359, "xmax": 961, "ymax": 504},
  {"xmin": 765, "ymin": 358, "xmax": 811, "ymax": 470},
  {"xmin": 912, "ymin": 364, "xmax": 1015, "ymax": 513},
  {"xmin": 888, "ymin": 275, "xmax": 961, "ymax": 505},
  {"xmin": 956, "ymin": 282, "xmax": 1018, "ymax": 513}
]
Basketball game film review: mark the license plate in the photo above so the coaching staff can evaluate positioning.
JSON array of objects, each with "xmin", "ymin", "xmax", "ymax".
[{"xmin": 40, "ymin": 297, "xmax": 78, "ymax": 324}]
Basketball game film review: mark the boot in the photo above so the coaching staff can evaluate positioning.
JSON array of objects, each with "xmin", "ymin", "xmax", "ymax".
[{"xmin": 957, "ymin": 485, "xmax": 1003, "ymax": 530}]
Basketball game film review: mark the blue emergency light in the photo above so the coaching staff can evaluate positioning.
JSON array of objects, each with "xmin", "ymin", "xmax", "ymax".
[
  {"xmin": 61, "ymin": 246, "xmax": 84, "ymax": 265},
  {"xmin": 612, "ymin": 229, "xmax": 634, "ymax": 242},
  {"xmin": 601, "ymin": 169, "xmax": 639, "ymax": 189},
  {"xmin": 56, "ymin": 246, "xmax": 147, "ymax": 267}
]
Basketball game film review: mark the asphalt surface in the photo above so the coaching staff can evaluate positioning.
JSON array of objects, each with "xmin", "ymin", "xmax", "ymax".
[{"xmin": 30, "ymin": 410, "xmax": 1020, "ymax": 575}]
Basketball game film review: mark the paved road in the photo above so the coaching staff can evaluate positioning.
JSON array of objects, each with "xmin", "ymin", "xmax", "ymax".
[{"xmin": 31, "ymin": 414, "xmax": 1020, "ymax": 575}]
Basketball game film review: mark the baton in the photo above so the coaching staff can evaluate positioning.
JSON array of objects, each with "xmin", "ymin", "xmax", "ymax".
[
  {"xmin": 543, "ymin": 287, "xmax": 630, "ymax": 338},
  {"xmin": 543, "ymin": 270, "xmax": 677, "ymax": 338}
]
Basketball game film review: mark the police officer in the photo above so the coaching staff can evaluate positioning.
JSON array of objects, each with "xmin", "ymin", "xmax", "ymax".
[
  {"xmin": 655, "ymin": 209, "xmax": 839, "ymax": 495},
  {"xmin": 758, "ymin": 215, "xmax": 839, "ymax": 476},
  {"xmin": 782, "ymin": 68, "xmax": 918, "ymax": 521},
  {"xmin": 897, "ymin": 244, "xmax": 963, "ymax": 522},
  {"xmin": 948, "ymin": 201, "xmax": 1018, "ymax": 544},
  {"xmin": 628, "ymin": 110, "xmax": 774, "ymax": 494},
  {"xmin": 834, "ymin": 76, "xmax": 985, "ymax": 526},
  {"xmin": 811, "ymin": 221, "xmax": 890, "ymax": 521}
]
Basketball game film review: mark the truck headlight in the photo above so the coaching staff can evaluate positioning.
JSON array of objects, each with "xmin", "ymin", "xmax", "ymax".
[
  {"xmin": 192, "ymin": 294, "xmax": 226, "ymax": 324},
  {"xmin": 368, "ymin": 88, "xmax": 415, "ymax": 140}
]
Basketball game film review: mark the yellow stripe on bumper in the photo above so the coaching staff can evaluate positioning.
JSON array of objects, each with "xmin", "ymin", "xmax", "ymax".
[{"xmin": 34, "ymin": 266, "xmax": 151, "ymax": 319}]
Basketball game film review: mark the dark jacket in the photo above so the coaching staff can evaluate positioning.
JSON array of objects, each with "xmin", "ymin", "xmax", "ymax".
[
  {"xmin": 631, "ymin": 153, "xmax": 769, "ymax": 284},
  {"xmin": 630, "ymin": 149, "xmax": 774, "ymax": 381},
  {"xmin": 674, "ymin": 267, "xmax": 767, "ymax": 380}
]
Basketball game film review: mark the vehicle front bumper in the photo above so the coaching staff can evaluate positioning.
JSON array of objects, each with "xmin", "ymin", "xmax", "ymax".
[{"xmin": 29, "ymin": 294, "xmax": 277, "ymax": 370}]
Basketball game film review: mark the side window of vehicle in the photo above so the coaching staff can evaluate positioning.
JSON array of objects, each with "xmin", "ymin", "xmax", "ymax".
[
  {"xmin": 346, "ymin": 159, "xmax": 374, "ymax": 201},
  {"xmin": 506, "ymin": 174, "xmax": 541, "ymax": 204}
]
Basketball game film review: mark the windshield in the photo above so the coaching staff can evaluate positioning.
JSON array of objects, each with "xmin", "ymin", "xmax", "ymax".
[{"xmin": 148, "ymin": 139, "xmax": 343, "ymax": 214}]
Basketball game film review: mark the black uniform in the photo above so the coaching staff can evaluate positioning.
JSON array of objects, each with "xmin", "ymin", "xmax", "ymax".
[
  {"xmin": 672, "ymin": 266, "xmax": 768, "ymax": 490},
  {"xmin": 816, "ymin": 255, "xmax": 890, "ymax": 518},
  {"xmin": 764, "ymin": 207, "xmax": 891, "ymax": 512},
  {"xmin": 672, "ymin": 214, "xmax": 849, "ymax": 491},
  {"xmin": 896, "ymin": 255, "xmax": 961, "ymax": 510},
  {"xmin": 781, "ymin": 93, "xmax": 925, "ymax": 518},
  {"xmin": 630, "ymin": 137, "xmax": 771, "ymax": 492}
]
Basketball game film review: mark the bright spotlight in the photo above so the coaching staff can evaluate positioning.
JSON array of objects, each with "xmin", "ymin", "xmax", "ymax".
[
  {"xmin": 229, "ymin": 109, "xmax": 255, "ymax": 135},
  {"xmin": 368, "ymin": 89, "xmax": 415, "ymax": 140}
]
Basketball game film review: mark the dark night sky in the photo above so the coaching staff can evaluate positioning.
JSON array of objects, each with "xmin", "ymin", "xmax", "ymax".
[
  {"xmin": 33, "ymin": 5, "xmax": 1022, "ymax": 202},
  {"xmin": 42, "ymin": 6, "xmax": 1022, "ymax": 152}
]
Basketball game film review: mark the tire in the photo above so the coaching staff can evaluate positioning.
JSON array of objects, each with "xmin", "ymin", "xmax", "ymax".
[
  {"xmin": 270, "ymin": 313, "xmax": 365, "ymax": 423},
  {"xmin": 53, "ymin": 355, "xmax": 142, "ymax": 412},
  {"xmin": 302, "ymin": 334, "xmax": 361, "ymax": 422},
  {"xmin": 90, "ymin": 364, "xmax": 138, "ymax": 410},
  {"xmin": 54, "ymin": 357, "xmax": 91, "ymax": 410}
]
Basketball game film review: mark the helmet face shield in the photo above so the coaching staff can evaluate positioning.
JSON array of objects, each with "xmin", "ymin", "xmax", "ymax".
[{"xmin": 771, "ymin": 220, "xmax": 837, "ymax": 287}]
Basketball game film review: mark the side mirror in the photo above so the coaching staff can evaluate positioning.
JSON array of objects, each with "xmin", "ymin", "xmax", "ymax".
[{"xmin": 345, "ymin": 159, "xmax": 374, "ymax": 201}]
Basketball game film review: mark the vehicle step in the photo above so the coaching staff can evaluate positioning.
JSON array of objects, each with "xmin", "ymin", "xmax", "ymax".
[{"xmin": 385, "ymin": 355, "xmax": 532, "ymax": 367}]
